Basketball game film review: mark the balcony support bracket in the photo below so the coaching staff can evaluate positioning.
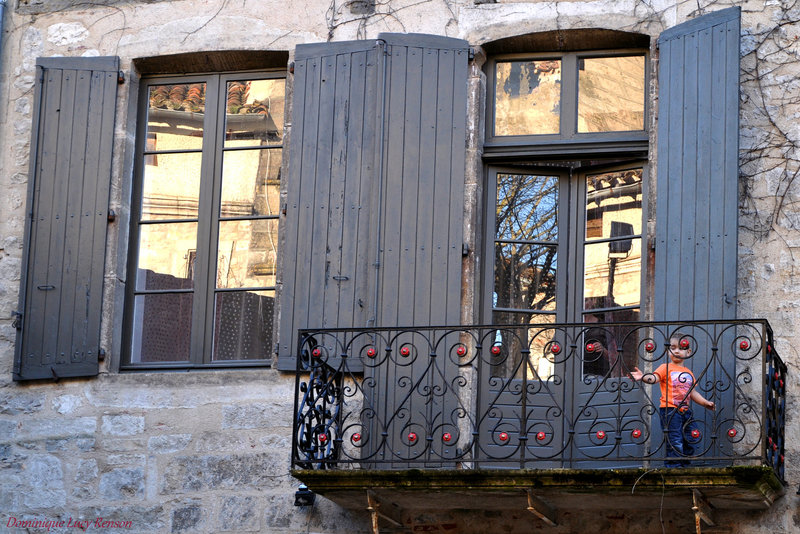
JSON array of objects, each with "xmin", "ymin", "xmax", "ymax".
[
  {"xmin": 366, "ymin": 490, "xmax": 402, "ymax": 534},
  {"xmin": 526, "ymin": 489, "xmax": 557, "ymax": 526},
  {"xmin": 692, "ymin": 489, "xmax": 716, "ymax": 533}
]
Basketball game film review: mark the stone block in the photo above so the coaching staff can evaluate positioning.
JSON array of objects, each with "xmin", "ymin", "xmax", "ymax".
[
  {"xmin": 74, "ymin": 459, "xmax": 98, "ymax": 484},
  {"xmin": 148, "ymin": 434, "xmax": 192, "ymax": 454},
  {"xmin": 101, "ymin": 414, "xmax": 145, "ymax": 436},
  {"xmin": 171, "ymin": 502, "xmax": 204, "ymax": 532},
  {"xmin": 99, "ymin": 468, "xmax": 145, "ymax": 501},
  {"xmin": 19, "ymin": 417, "xmax": 96, "ymax": 440},
  {"xmin": 161, "ymin": 453, "xmax": 281, "ymax": 493},
  {"xmin": 218, "ymin": 496, "xmax": 260, "ymax": 532},
  {"xmin": 52, "ymin": 394, "xmax": 82, "ymax": 414},
  {"xmin": 0, "ymin": 391, "xmax": 44, "ymax": 414}
]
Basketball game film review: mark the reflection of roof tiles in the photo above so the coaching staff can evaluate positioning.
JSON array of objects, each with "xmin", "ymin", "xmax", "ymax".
[{"xmin": 150, "ymin": 81, "xmax": 270, "ymax": 115}]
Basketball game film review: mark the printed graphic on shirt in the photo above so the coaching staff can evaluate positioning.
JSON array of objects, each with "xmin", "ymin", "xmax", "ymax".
[{"xmin": 669, "ymin": 370, "xmax": 693, "ymax": 406}]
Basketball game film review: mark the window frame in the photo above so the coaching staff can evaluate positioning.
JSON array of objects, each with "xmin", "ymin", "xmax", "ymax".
[
  {"xmin": 484, "ymin": 49, "xmax": 650, "ymax": 158},
  {"xmin": 121, "ymin": 69, "xmax": 286, "ymax": 370}
]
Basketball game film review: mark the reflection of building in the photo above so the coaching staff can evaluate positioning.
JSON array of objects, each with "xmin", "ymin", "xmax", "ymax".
[{"xmin": 2, "ymin": 4, "xmax": 792, "ymax": 534}]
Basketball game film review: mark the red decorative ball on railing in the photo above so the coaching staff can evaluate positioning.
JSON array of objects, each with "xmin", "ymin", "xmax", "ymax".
[
  {"xmin": 536, "ymin": 431, "xmax": 546, "ymax": 441},
  {"xmin": 498, "ymin": 432, "xmax": 509, "ymax": 442},
  {"xmin": 596, "ymin": 430, "xmax": 606, "ymax": 440},
  {"xmin": 312, "ymin": 348, "xmax": 322, "ymax": 357},
  {"xmin": 691, "ymin": 429, "xmax": 701, "ymax": 439},
  {"xmin": 768, "ymin": 437, "xmax": 773, "ymax": 446},
  {"xmin": 366, "ymin": 347, "xmax": 376, "ymax": 358},
  {"xmin": 679, "ymin": 338, "xmax": 690, "ymax": 349},
  {"xmin": 727, "ymin": 428, "xmax": 737, "ymax": 438},
  {"xmin": 319, "ymin": 434, "xmax": 328, "ymax": 443},
  {"xmin": 644, "ymin": 341, "xmax": 656, "ymax": 352},
  {"xmin": 586, "ymin": 342, "xmax": 597, "ymax": 352},
  {"xmin": 352, "ymin": 433, "xmax": 361, "ymax": 443},
  {"xmin": 739, "ymin": 339, "xmax": 750, "ymax": 351},
  {"xmin": 456, "ymin": 346, "xmax": 467, "ymax": 356},
  {"xmin": 491, "ymin": 345, "xmax": 502, "ymax": 355},
  {"xmin": 632, "ymin": 429, "xmax": 642, "ymax": 439},
  {"xmin": 443, "ymin": 433, "xmax": 452, "ymax": 443},
  {"xmin": 779, "ymin": 380, "xmax": 784, "ymax": 389},
  {"xmin": 774, "ymin": 372, "xmax": 780, "ymax": 380},
  {"xmin": 773, "ymin": 443, "xmax": 778, "ymax": 451},
  {"xmin": 408, "ymin": 432, "xmax": 417, "ymax": 443},
  {"xmin": 400, "ymin": 346, "xmax": 411, "ymax": 357},
  {"xmin": 550, "ymin": 343, "xmax": 561, "ymax": 355},
  {"xmin": 780, "ymin": 454, "xmax": 785, "ymax": 464}
]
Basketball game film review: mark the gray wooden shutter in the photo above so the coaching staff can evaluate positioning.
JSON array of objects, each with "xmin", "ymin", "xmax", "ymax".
[
  {"xmin": 278, "ymin": 34, "xmax": 469, "ymax": 370},
  {"xmin": 654, "ymin": 7, "xmax": 740, "ymax": 321},
  {"xmin": 14, "ymin": 56, "xmax": 120, "ymax": 381}
]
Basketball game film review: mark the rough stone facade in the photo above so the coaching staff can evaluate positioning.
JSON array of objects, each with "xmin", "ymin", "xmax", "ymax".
[{"xmin": 0, "ymin": 1, "xmax": 798, "ymax": 533}]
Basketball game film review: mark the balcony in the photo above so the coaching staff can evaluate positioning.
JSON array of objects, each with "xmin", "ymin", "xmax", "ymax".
[{"xmin": 291, "ymin": 320, "xmax": 786, "ymax": 530}]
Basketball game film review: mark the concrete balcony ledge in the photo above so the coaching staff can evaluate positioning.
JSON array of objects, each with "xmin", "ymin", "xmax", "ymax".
[{"xmin": 292, "ymin": 465, "xmax": 785, "ymax": 516}]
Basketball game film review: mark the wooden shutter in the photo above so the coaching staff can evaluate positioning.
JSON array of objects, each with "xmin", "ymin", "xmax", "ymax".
[
  {"xmin": 277, "ymin": 34, "xmax": 469, "ymax": 370},
  {"xmin": 14, "ymin": 56, "xmax": 120, "ymax": 381},
  {"xmin": 654, "ymin": 7, "xmax": 740, "ymax": 321}
]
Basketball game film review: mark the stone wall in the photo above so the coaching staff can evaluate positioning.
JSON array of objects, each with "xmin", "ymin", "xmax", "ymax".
[{"xmin": 0, "ymin": 1, "xmax": 799, "ymax": 533}]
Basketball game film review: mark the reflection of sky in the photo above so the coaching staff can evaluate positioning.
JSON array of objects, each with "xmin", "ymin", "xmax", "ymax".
[{"xmin": 496, "ymin": 174, "xmax": 558, "ymax": 242}]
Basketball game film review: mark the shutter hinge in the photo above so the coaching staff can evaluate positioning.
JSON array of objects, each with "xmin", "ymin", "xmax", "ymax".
[
  {"xmin": 51, "ymin": 366, "xmax": 60, "ymax": 383},
  {"xmin": 462, "ymin": 243, "xmax": 470, "ymax": 256},
  {"xmin": 98, "ymin": 348, "xmax": 106, "ymax": 361},
  {"xmin": 107, "ymin": 209, "xmax": 116, "ymax": 223},
  {"xmin": 468, "ymin": 47, "xmax": 476, "ymax": 60},
  {"xmin": 288, "ymin": 62, "xmax": 295, "ymax": 74},
  {"xmin": 11, "ymin": 310, "xmax": 22, "ymax": 330},
  {"xmin": 118, "ymin": 71, "xmax": 125, "ymax": 84}
]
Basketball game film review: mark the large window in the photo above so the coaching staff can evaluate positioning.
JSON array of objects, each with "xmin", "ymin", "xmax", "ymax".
[
  {"xmin": 484, "ymin": 49, "xmax": 648, "ymax": 379},
  {"xmin": 122, "ymin": 72, "xmax": 285, "ymax": 368}
]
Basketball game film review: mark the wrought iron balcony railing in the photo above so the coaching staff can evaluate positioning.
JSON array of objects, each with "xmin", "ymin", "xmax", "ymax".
[{"xmin": 292, "ymin": 320, "xmax": 786, "ymax": 482}]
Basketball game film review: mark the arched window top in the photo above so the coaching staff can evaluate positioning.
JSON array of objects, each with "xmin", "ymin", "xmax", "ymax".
[{"xmin": 481, "ymin": 29, "xmax": 650, "ymax": 55}]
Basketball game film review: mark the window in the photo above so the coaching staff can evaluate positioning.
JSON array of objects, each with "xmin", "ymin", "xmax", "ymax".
[
  {"xmin": 122, "ymin": 72, "xmax": 286, "ymax": 368},
  {"xmin": 484, "ymin": 48, "xmax": 649, "ymax": 379}
]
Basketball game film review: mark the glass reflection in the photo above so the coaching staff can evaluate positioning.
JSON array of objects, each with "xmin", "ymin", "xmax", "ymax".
[
  {"xmin": 146, "ymin": 84, "xmax": 206, "ymax": 151},
  {"xmin": 220, "ymin": 148, "xmax": 282, "ymax": 217},
  {"xmin": 585, "ymin": 168, "xmax": 643, "ymax": 239},
  {"xmin": 217, "ymin": 219, "xmax": 279, "ymax": 289},
  {"xmin": 495, "ymin": 60, "xmax": 561, "ymax": 136},
  {"xmin": 136, "ymin": 222, "xmax": 197, "ymax": 290},
  {"xmin": 224, "ymin": 79, "xmax": 285, "ymax": 147},
  {"xmin": 496, "ymin": 173, "xmax": 558, "ymax": 242},
  {"xmin": 129, "ymin": 293, "xmax": 193, "ymax": 363},
  {"xmin": 494, "ymin": 243, "xmax": 557, "ymax": 311},
  {"xmin": 582, "ymin": 309, "xmax": 640, "ymax": 377},
  {"xmin": 212, "ymin": 290, "xmax": 275, "ymax": 360},
  {"xmin": 583, "ymin": 239, "xmax": 641, "ymax": 310},
  {"xmin": 141, "ymin": 152, "xmax": 203, "ymax": 221},
  {"xmin": 492, "ymin": 312, "xmax": 556, "ymax": 381},
  {"xmin": 578, "ymin": 56, "xmax": 645, "ymax": 133}
]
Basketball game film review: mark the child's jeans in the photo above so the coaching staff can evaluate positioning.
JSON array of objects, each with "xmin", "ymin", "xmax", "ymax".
[{"xmin": 659, "ymin": 407, "xmax": 700, "ymax": 467}]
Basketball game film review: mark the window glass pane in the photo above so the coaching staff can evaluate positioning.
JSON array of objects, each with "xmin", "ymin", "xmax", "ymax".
[
  {"xmin": 582, "ymin": 310, "xmax": 640, "ymax": 377},
  {"xmin": 212, "ymin": 290, "xmax": 275, "ymax": 360},
  {"xmin": 494, "ymin": 60, "xmax": 561, "ymax": 136},
  {"xmin": 578, "ymin": 56, "xmax": 645, "ymax": 133},
  {"xmin": 217, "ymin": 219, "xmax": 279, "ymax": 289},
  {"xmin": 141, "ymin": 152, "xmax": 203, "ymax": 221},
  {"xmin": 583, "ymin": 238, "xmax": 641, "ymax": 310},
  {"xmin": 146, "ymin": 83, "xmax": 206, "ymax": 150},
  {"xmin": 129, "ymin": 293, "xmax": 192, "ymax": 363},
  {"xmin": 136, "ymin": 222, "xmax": 197, "ymax": 290},
  {"xmin": 494, "ymin": 243, "xmax": 557, "ymax": 312},
  {"xmin": 491, "ymin": 312, "xmax": 556, "ymax": 380},
  {"xmin": 585, "ymin": 168, "xmax": 643, "ymax": 239},
  {"xmin": 496, "ymin": 173, "xmax": 558, "ymax": 242},
  {"xmin": 220, "ymin": 148, "xmax": 282, "ymax": 217},
  {"xmin": 224, "ymin": 79, "xmax": 285, "ymax": 147}
]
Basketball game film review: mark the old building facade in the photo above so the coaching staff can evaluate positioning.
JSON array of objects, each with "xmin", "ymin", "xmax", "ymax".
[{"xmin": 0, "ymin": 0, "xmax": 798, "ymax": 532}]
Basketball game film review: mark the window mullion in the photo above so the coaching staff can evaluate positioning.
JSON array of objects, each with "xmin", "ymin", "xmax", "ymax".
[
  {"xmin": 561, "ymin": 55, "xmax": 578, "ymax": 139},
  {"xmin": 190, "ymin": 75, "xmax": 222, "ymax": 366}
]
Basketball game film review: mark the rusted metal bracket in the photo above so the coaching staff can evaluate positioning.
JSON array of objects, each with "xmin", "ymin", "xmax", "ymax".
[
  {"xmin": 692, "ymin": 489, "xmax": 716, "ymax": 534},
  {"xmin": 366, "ymin": 491, "xmax": 402, "ymax": 534},
  {"xmin": 526, "ymin": 489, "xmax": 557, "ymax": 526}
]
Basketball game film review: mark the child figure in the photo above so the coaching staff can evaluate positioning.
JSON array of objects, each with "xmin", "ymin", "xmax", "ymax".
[{"xmin": 630, "ymin": 333, "xmax": 715, "ymax": 467}]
